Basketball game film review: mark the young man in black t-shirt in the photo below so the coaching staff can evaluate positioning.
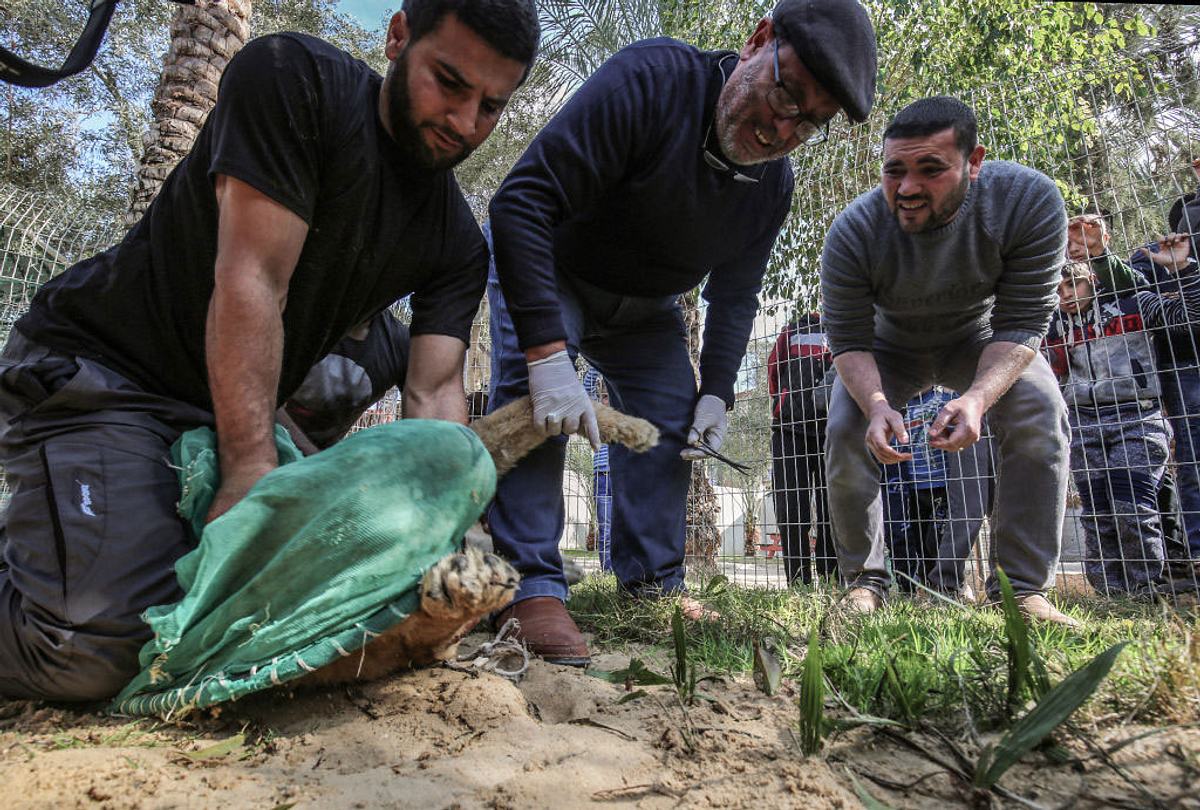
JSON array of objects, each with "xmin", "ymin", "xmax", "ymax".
[
  {"xmin": 0, "ymin": 0, "xmax": 538, "ymax": 701},
  {"xmin": 486, "ymin": 0, "xmax": 877, "ymax": 665}
]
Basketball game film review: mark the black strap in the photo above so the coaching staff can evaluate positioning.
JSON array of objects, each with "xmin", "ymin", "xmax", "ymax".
[
  {"xmin": 0, "ymin": 1, "xmax": 199, "ymax": 88},
  {"xmin": 0, "ymin": 0, "xmax": 194, "ymax": 90},
  {"xmin": 0, "ymin": 0, "xmax": 124, "ymax": 88}
]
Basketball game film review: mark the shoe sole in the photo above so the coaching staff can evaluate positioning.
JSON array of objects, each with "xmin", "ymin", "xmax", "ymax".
[{"xmin": 541, "ymin": 655, "xmax": 592, "ymax": 668}]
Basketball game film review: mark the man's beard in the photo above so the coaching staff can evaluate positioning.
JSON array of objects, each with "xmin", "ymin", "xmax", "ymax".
[
  {"xmin": 385, "ymin": 51, "xmax": 473, "ymax": 171},
  {"xmin": 714, "ymin": 61, "xmax": 788, "ymax": 167},
  {"xmin": 894, "ymin": 169, "xmax": 971, "ymax": 233}
]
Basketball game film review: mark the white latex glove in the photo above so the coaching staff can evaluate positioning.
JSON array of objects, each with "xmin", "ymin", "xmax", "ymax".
[
  {"xmin": 527, "ymin": 350, "xmax": 601, "ymax": 449},
  {"xmin": 680, "ymin": 394, "xmax": 728, "ymax": 461}
]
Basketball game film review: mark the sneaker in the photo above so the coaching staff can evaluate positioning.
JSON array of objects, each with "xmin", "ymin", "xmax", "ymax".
[
  {"xmin": 1013, "ymin": 593, "xmax": 1081, "ymax": 629},
  {"xmin": 841, "ymin": 586, "xmax": 882, "ymax": 614}
]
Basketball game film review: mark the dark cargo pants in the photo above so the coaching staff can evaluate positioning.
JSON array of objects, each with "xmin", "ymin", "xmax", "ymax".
[{"xmin": 0, "ymin": 332, "xmax": 210, "ymax": 700}]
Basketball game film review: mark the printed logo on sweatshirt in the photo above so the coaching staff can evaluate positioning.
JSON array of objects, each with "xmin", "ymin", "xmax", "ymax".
[{"xmin": 876, "ymin": 281, "xmax": 991, "ymax": 310}]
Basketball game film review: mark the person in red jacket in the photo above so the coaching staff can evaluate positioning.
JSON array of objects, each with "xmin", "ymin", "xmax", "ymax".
[{"xmin": 767, "ymin": 313, "xmax": 838, "ymax": 584}]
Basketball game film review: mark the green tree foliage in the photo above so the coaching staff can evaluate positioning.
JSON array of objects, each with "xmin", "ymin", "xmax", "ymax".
[
  {"xmin": 502, "ymin": 1, "xmax": 1191, "ymax": 306},
  {"xmin": 0, "ymin": 0, "xmax": 379, "ymax": 225},
  {"xmin": 0, "ymin": 0, "xmax": 174, "ymax": 217}
]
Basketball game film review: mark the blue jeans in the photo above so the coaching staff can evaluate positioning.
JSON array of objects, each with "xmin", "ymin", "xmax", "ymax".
[
  {"xmin": 594, "ymin": 469, "xmax": 612, "ymax": 571},
  {"xmin": 487, "ymin": 267, "xmax": 696, "ymax": 603},
  {"xmin": 1160, "ymin": 364, "xmax": 1200, "ymax": 559},
  {"xmin": 882, "ymin": 482, "xmax": 947, "ymax": 593}
]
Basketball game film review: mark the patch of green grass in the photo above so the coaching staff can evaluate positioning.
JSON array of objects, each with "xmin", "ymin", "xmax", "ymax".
[{"xmin": 568, "ymin": 574, "xmax": 1199, "ymax": 729}]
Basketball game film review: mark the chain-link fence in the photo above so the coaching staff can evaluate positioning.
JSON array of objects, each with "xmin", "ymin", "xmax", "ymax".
[
  {"xmin": 0, "ymin": 186, "xmax": 122, "ymax": 333},
  {"xmin": 711, "ymin": 42, "xmax": 1200, "ymax": 598},
  {"xmin": 1, "ymin": 40, "xmax": 1197, "ymax": 601}
]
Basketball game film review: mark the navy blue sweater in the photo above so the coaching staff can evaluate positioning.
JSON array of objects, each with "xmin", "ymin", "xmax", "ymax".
[{"xmin": 488, "ymin": 38, "xmax": 794, "ymax": 406}]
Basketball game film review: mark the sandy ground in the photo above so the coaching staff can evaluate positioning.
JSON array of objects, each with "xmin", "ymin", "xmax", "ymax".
[{"xmin": 4, "ymin": 632, "xmax": 1198, "ymax": 809}]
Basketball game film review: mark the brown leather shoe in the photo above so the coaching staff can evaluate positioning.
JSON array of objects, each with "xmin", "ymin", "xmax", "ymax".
[{"xmin": 495, "ymin": 597, "xmax": 591, "ymax": 667}]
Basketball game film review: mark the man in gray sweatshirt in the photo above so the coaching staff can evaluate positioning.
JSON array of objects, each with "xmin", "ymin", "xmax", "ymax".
[{"xmin": 820, "ymin": 96, "xmax": 1077, "ymax": 626}]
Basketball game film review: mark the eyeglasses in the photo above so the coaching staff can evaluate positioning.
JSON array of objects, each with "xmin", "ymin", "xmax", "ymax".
[
  {"xmin": 768, "ymin": 39, "xmax": 830, "ymax": 147},
  {"xmin": 702, "ymin": 133, "xmax": 763, "ymax": 184}
]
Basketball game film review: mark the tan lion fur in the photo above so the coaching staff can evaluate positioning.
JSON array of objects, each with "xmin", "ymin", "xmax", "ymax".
[
  {"xmin": 469, "ymin": 395, "xmax": 660, "ymax": 477},
  {"xmin": 309, "ymin": 546, "xmax": 518, "ymax": 685}
]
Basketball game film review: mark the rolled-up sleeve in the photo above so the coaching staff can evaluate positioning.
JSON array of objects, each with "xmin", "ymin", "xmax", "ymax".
[
  {"xmin": 820, "ymin": 211, "xmax": 876, "ymax": 357},
  {"xmin": 989, "ymin": 176, "xmax": 1066, "ymax": 349}
]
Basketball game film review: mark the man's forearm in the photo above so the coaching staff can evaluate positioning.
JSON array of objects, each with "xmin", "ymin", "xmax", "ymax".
[
  {"xmin": 966, "ymin": 340, "xmax": 1035, "ymax": 411},
  {"xmin": 206, "ymin": 278, "xmax": 284, "ymax": 476},
  {"xmin": 275, "ymin": 406, "xmax": 321, "ymax": 456},
  {"xmin": 402, "ymin": 381, "xmax": 469, "ymax": 423},
  {"xmin": 403, "ymin": 334, "xmax": 470, "ymax": 424},
  {"xmin": 832, "ymin": 350, "xmax": 889, "ymax": 416}
]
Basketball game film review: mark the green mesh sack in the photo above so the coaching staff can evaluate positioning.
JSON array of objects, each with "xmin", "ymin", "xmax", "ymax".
[{"xmin": 110, "ymin": 419, "xmax": 495, "ymax": 718}]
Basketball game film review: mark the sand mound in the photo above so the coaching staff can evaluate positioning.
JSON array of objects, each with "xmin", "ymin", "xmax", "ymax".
[{"xmin": 2, "ymin": 632, "xmax": 1195, "ymax": 808}]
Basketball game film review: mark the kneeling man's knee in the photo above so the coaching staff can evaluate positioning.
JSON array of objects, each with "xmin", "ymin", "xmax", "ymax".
[{"xmin": 1, "ymin": 628, "xmax": 144, "ymax": 702}]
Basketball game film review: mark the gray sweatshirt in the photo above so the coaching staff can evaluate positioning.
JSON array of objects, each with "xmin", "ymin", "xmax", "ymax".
[{"xmin": 820, "ymin": 160, "xmax": 1066, "ymax": 357}]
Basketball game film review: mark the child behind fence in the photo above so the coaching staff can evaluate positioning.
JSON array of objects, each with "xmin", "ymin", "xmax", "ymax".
[{"xmin": 1043, "ymin": 241, "xmax": 1199, "ymax": 595}]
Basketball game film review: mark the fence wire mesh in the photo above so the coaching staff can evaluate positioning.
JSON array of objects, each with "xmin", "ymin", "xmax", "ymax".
[{"xmin": 0, "ymin": 42, "xmax": 1196, "ymax": 600}]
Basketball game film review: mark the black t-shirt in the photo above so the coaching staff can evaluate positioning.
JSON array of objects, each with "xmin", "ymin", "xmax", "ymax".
[
  {"xmin": 284, "ymin": 309, "xmax": 410, "ymax": 449},
  {"xmin": 17, "ymin": 33, "xmax": 486, "ymax": 411}
]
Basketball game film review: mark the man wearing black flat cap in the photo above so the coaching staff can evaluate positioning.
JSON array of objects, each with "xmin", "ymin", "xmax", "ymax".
[{"xmin": 486, "ymin": 0, "xmax": 878, "ymax": 665}]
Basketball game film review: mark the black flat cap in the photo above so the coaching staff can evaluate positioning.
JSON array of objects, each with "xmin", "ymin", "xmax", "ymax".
[{"xmin": 771, "ymin": 0, "xmax": 877, "ymax": 123}]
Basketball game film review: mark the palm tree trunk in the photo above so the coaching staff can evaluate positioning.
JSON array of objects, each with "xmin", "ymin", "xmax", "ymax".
[{"xmin": 125, "ymin": 0, "xmax": 253, "ymax": 228}]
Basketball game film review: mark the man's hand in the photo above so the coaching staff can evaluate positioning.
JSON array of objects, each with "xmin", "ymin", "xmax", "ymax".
[
  {"xmin": 680, "ymin": 394, "xmax": 728, "ymax": 461},
  {"xmin": 1066, "ymin": 215, "xmax": 1107, "ymax": 262},
  {"xmin": 865, "ymin": 401, "xmax": 912, "ymax": 464},
  {"xmin": 1146, "ymin": 233, "xmax": 1194, "ymax": 272},
  {"xmin": 205, "ymin": 460, "xmax": 277, "ymax": 524},
  {"xmin": 527, "ymin": 350, "xmax": 600, "ymax": 449},
  {"xmin": 831, "ymin": 351, "xmax": 910, "ymax": 464},
  {"xmin": 928, "ymin": 392, "xmax": 985, "ymax": 452}
]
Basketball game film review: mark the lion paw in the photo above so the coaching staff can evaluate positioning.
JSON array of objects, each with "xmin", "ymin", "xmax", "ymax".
[{"xmin": 420, "ymin": 546, "xmax": 519, "ymax": 621}]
